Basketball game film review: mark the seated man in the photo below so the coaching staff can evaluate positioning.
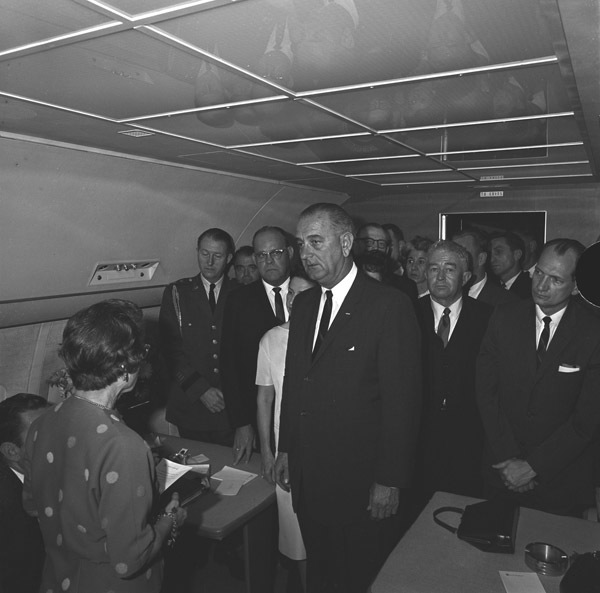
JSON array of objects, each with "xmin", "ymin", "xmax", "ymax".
[{"xmin": 0, "ymin": 393, "xmax": 49, "ymax": 593}]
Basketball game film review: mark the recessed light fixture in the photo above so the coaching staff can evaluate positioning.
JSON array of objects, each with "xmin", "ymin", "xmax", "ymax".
[{"xmin": 117, "ymin": 129, "xmax": 155, "ymax": 137}]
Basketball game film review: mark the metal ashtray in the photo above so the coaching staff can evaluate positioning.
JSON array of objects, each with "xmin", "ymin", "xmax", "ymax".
[{"xmin": 524, "ymin": 542, "xmax": 569, "ymax": 576}]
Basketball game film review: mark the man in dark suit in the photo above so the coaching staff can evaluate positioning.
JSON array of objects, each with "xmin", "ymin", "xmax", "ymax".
[
  {"xmin": 0, "ymin": 393, "xmax": 48, "ymax": 593},
  {"xmin": 490, "ymin": 231, "xmax": 532, "ymax": 299},
  {"xmin": 275, "ymin": 204, "xmax": 422, "ymax": 593},
  {"xmin": 221, "ymin": 226, "xmax": 293, "ymax": 463},
  {"xmin": 477, "ymin": 239, "xmax": 600, "ymax": 516},
  {"xmin": 416, "ymin": 240, "xmax": 493, "ymax": 503},
  {"xmin": 453, "ymin": 229, "xmax": 519, "ymax": 307},
  {"xmin": 160, "ymin": 228, "xmax": 235, "ymax": 444}
]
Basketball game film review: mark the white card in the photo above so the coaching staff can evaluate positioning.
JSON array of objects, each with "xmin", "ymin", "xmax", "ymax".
[{"xmin": 499, "ymin": 571, "xmax": 546, "ymax": 593}]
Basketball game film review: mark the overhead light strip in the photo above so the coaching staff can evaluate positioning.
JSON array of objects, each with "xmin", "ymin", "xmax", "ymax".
[
  {"xmin": 458, "ymin": 160, "xmax": 589, "ymax": 171},
  {"xmin": 381, "ymin": 173, "xmax": 593, "ymax": 186},
  {"xmin": 426, "ymin": 141, "xmax": 583, "ymax": 157},
  {"xmin": 230, "ymin": 132, "xmax": 371, "ymax": 149},
  {"xmin": 299, "ymin": 154, "xmax": 420, "ymax": 165},
  {"xmin": 296, "ymin": 56, "xmax": 558, "ymax": 98},
  {"xmin": 0, "ymin": 22, "xmax": 124, "ymax": 58},
  {"xmin": 350, "ymin": 169, "xmax": 452, "ymax": 178},
  {"xmin": 130, "ymin": 0, "xmax": 233, "ymax": 21},
  {"xmin": 382, "ymin": 111, "xmax": 573, "ymax": 134},
  {"xmin": 120, "ymin": 95, "xmax": 288, "ymax": 123},
  {"xmin": 382, "ymin": 179, "xmax": 473, "ymax": 186}
]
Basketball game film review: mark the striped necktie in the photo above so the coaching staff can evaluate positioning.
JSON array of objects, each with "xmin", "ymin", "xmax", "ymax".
[{"xmin": 437, "ymin": 307, "xmax": 451, "ymax": 348}]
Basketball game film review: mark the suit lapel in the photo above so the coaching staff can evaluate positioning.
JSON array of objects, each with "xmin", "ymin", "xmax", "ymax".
[{"xmin": 310, "ymin": 273, "xmax": 365, "ymax": 365}]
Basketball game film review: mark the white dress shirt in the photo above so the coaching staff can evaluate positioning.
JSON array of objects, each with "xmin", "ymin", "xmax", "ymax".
[
  {"xmin": 430, "ymin": 296, "xmax": 463, "ymax": 342},
  {"xmin": 312, "ymin": 264, "xmax": 357, "ymax": 349},
  {"xmin": 263, "ymin": 277, "xmax": 291, "ymax": 322},
  {"xmin": 200, "ymin": 274, "xmax": 224, "ymax": 302},
  {"xmin": 468, "ymin": 274, "xmax": 488, "ymax": 300},
  {"xmin": 535, "ymin": 303, "xmax": 567, "ymax": 348}
]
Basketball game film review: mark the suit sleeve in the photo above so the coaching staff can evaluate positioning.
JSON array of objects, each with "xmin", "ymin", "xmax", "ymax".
[
  {"xmin": 159, "ymin": 284, "xmax": 211, "ymax": 403},
  {"xmin": 527, "ymin": 337, "xmax": 600, "ymax": 481},
  {"xmin": 376, "ymin": 291, "xmax": 422, "ymax": 488},
  {"xmin": 220, "ymin": 291, "xmax": 255, "ymax": 428},
  {"xmin": 476, "ymin": 309, "xmax": 521, "ymax": 461}
]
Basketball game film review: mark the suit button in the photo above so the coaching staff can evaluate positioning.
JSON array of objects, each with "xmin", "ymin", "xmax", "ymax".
[
  {"xmin": 213, "ymin": 354, "xmax": 218, "ymax": 359},
  {"xmin": 211, "ymin": 325, "xmax": 217, "ymax": 330},
  {"xmin": 213, "ymin": 368, "xmax": 219, "ymax": 374},
  {"xmin": 300, "ymin": 411, "xmax": 307, "ymax": 416},
  {"xmin": 188, "ymin": 323, "xmax": 192, "ymax": 327},
  {"xmin": 212, "ymin": 339, "xmax": 218, "ymax": 345}
]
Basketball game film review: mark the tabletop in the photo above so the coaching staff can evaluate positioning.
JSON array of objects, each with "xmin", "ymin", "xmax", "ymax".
[
  {"xmin": 156, "ymin": 434, "xmax": 276, "ymax": 540},
  {"xmin": 371, "ymin": 491, "xmax": 600, "ymax": 593}
]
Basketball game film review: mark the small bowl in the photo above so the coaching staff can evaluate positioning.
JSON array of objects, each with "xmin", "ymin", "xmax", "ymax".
[{"xmin": 524, "ymin": 542, "xmax": 569, "ymax": 576}]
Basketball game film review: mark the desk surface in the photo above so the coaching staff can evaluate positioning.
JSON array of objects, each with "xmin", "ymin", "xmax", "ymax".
[
  {"xmin": 371, "ymin": 491, "xmax": 600, "ymax": 593},
  {"xmin": 158, "ymin": 435, "xmax": 275, "ymax": 540}
]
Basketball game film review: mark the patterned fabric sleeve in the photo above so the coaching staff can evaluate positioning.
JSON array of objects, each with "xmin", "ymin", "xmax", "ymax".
[{"xmin": 95, "ymin": 430, "xmax": 158, "ymax": 579}]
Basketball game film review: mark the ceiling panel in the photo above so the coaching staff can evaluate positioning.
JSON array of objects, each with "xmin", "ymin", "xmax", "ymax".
[
  {"xmin": 0, "ymin": 0, "xmax": 597, "ymax": 195},
  {"xmin": 0, "ymin": 0, "xmax": 109, "ymax": 52}
]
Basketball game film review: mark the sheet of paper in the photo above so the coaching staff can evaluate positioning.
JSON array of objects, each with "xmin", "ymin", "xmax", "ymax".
[
  {"xmin": 499, "ymin": 571, "xmax": 546, "ymax": 593},
  {"xmin": 156, "ymin": 458, "xmax": 193, "ymax": 493},
  {"xmin": 187, "ymin": 453, "xmax": 209, "ymax": 464},
  {"xmin": 212, "ymin": 465, "xmax": 257, "ymax": 484},
  {"xmin": 212, "ymin": 465, "xmax": 257, "ymax": 496}
]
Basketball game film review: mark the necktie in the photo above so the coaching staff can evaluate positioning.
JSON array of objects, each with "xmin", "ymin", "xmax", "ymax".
[
  {"xmin": 437, "ymin": 307, "xmax": 451, "ymax": 348},
  {"xmin": 273, "ymin": 286, "xmax": 285, "ymax": 323},
  {"xmin": 312, "ymin": 290, "xmax": 333, "ymax": 358},
  {"xmin": 209, "ymin": 283, "xmax": 216, "ymax": 314},
  {"xmin": 537, "ymin": 316, "xmax": 551, "ymax": 365}
]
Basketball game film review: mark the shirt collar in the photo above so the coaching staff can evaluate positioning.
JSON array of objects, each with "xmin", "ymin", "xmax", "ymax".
[
  {"xmin": 469, "ymin": 274, "xmax": 487, "ymax": 299},
  {"xmin": 322, "ymin": 263, "xmax": 357, "ymax": 301},
  {"xmin": 503, "ymin": 271, "xmax": 521, "ymax": 290},
  {"xmin": 535, "ymin": 303, "xmax": 568, "ymax": 326},
  {"xmin": 200, "ymin": 274, "xmax": 224, "ymax": 291},
  {"xmin": 430, "ymin": 295, "xmax": 463, "ymax": 319},
  {"xmin": 262, "ymin": 276, "xmax": 291, "ymax": 293}
]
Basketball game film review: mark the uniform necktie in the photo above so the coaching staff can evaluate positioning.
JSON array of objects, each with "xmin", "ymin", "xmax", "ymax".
[
  {"xmin": 437, "ymin": 307, "xmax": 451, "ymax": 348},
  {"xmin": 209, "ymin": 283, "xmax": 216, "ymax": 314},
  {"xmin": 313, "ymin": 290, "xmax": 333, "ymax": 358},
  {"xmin": 537, "ymin": 316, "xmax": 551, "ymax": 365},
  {"xmin": 273, "ymin": 286, "xmax": 285, "ymax": 323}
]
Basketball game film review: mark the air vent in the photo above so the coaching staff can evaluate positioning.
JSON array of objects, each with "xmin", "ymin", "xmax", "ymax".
[
  {"xmin": 88, "ymin": 260, "xmax": 160, "ymax": 286},
  {"xmin": 117, "ymin": 129, "xmax": 155, "ymax": 138}
]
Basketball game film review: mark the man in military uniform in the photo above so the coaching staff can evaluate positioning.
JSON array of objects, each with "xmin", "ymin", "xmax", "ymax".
[{"xmin": 159, "ymin": 228, "xmax": 235, "ymax": 444}]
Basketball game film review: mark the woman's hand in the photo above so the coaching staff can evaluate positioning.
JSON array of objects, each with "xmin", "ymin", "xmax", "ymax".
[
  {"xmin": 260, "ymin": 449, "xmax": 275, "ymax": 484},
  {"xmin": 165, "ymin": 492, "xmax": 187, "ymax": 529}
]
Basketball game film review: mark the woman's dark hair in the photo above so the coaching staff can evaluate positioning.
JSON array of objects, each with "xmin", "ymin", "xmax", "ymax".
[{"xmin": 59, "ymin": 299, "xmax": 146, "ymax": 391}]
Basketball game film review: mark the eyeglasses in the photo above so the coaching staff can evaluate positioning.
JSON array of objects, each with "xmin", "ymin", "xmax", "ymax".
[
  {"xmin": 357, "ymin": 238, "xmax": 389, "ymax": 250},
  {"xmin": 255, "ymin": 249, "xmax": 286, "ymax": 262}
]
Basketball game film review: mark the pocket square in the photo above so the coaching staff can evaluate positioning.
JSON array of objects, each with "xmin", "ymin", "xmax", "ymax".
[
  {"xmin": 347, "ymin": 346, "xmax": 355, "ymax": 351},
  {"xmin": 558, "ymin": 364, "xmax": 580, "ymax": 373}
]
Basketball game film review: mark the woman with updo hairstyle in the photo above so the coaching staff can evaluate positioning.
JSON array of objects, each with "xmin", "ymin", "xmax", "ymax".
[{"xmin": 22, "ymin": 299, "xmax": 186, "ymax": 593}]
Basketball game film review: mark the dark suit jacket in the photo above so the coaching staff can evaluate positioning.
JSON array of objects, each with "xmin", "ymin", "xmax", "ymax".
[
  {"xmin": 417, "ymin": 296, "xmax": 493, "ymax": 498},
  {"xmin": 221, "ymin": 279, "xmax": 280, "ymax": 429},
  {"xmin": 508, "ymin": 271, "xmax": 532, "ymax": 300},
  {"xmin": 279, "ymin": 271, "xmax": 422, "ymax": 525},
  {"xmin": 477, "ymin": 298, "xmax": 600, "ymax": 513},
  {"xmin": 159, "ymin": 274, "xmax": 233, "ymax": 432},
  {"xmin": 476, "ymin": 277, "xmax": 519, "ymax": 307},
  {"xmin": 0, "ymin": 463, "xmax": 44, "ymax": 593}
]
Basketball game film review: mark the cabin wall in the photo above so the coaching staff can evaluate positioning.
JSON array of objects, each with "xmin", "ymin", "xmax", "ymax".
[
  {"xmin": 345, "ymin": 184, "xmax": 600, "ymax": 246},
  {"xmin": 0, "ymin": 136, "xmax": 346, "ymax": 328},
  {"xmin": 0, "ymin": 136, "xmax": 346, "ymax": 399}
]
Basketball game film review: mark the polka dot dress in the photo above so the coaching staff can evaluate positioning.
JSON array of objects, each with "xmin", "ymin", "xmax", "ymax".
[{"xmin": 23, "ymin": 396, "xmax": 164, "ymax": 592}]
